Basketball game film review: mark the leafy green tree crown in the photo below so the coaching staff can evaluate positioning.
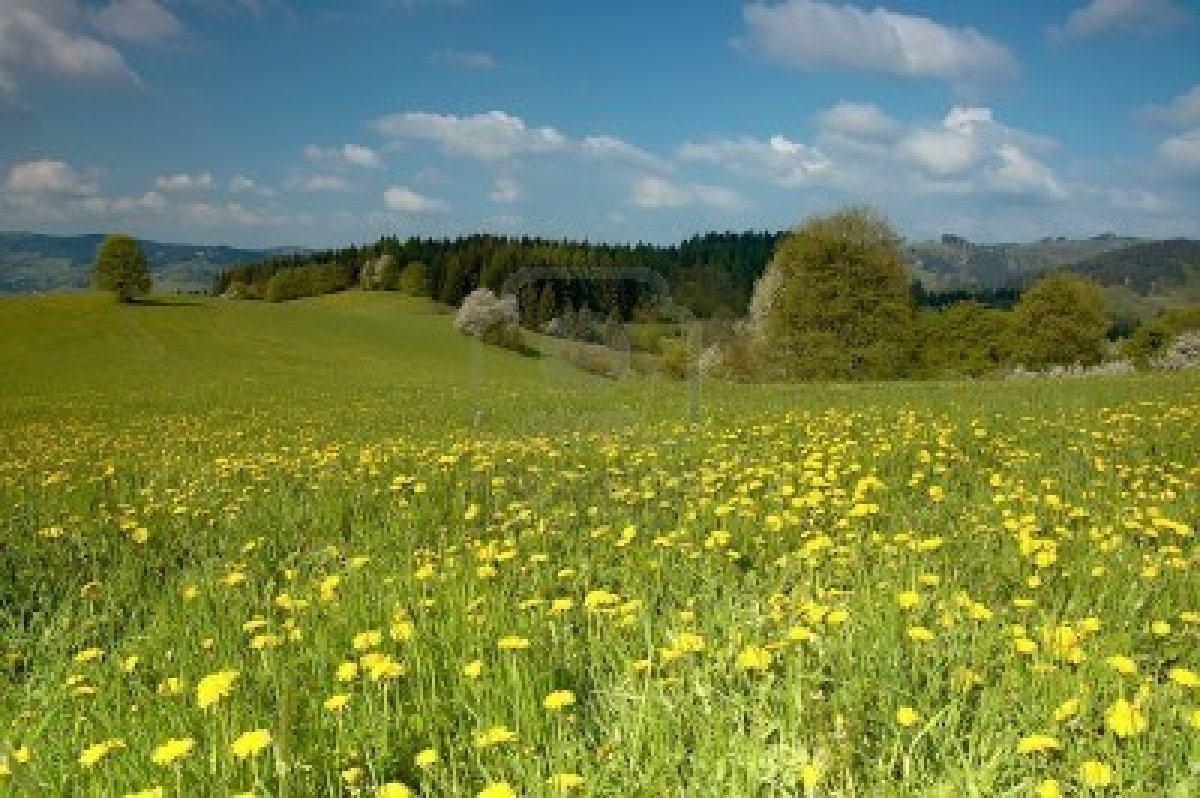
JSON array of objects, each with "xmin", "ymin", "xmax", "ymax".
[
  {"xmin": 93, "ymin": 234, "xmax": 152, "ymax": 302},
  {"xmin": 1012, "ymin": 272, "xmax": 1111, "ymax": 367}
]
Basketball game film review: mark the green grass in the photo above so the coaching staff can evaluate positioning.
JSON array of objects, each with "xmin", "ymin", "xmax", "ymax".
[{"xmin": 1, "ymin": 291, "xmax": 1197, "ymax": 796}]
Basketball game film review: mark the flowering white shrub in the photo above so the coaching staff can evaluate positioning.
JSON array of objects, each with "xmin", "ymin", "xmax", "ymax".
[
  {"xmin": 1152, "ymin": 330, "xmax": 1200, "ymax": 371},
  {"xmin": 454, "ymin": 288, "xmax": 520, "ymax": 338}
]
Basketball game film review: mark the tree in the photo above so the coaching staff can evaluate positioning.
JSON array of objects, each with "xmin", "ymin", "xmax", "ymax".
[
  {"xmin": 399, "ymin": 261, "xmax": 430, "ymax": 296},
  {"xmin": 753, "ymin": 207, "xmax": 914, "ymax": 380},
  {"xmin": 912, "ymin": 301, "xmax": 1014, "ymax": 378},
  {"xmin": 1012, "ymin": 272, "xmax": 1111, "ymax": 368},
  {"xmin": 93, "ymin": 234, "xmax": 152, "ymax": 302}
]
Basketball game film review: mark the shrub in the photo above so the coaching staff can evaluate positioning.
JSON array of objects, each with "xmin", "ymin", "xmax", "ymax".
[{"xmin": 1012, "ymin": 272, "xmax": 1110, "ymax": 368}]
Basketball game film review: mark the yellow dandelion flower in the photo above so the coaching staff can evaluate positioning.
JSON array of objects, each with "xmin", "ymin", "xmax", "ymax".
[
  {"xmin": 324, "ymin": 694, "xmax": 350, "ymax": 712},
  {"xmin": 1053, "ymin": 698, "xmax": 1080, "ymax": 722},
  {"xmin": 196, "ymin": 669, "xmax": 239, "ymax": 709},
  {"xmin": 1078, "ymin": 759, "xmax": 1114, "ymax": 788},
  {"xmin": 376, "ymin": 783, "xmax": 413, "ymax": 798},
  {"xmin": 1035, "ymin": 779, "xmax": 1061, "ymax": 798},
  {"xmin": 463, "ymin": 659, "xmax": 484, "ymax": 678},
  {"xmin": 414, "ymin": 747, "xmax": 438, "ymax": 768},
  {"xmin": 79, "ymin": 739, "xmax": 125, "ymax": 768},
  {"xmin": 896, "ymin": 591, "xmax": 920, "ymax": 610},
  {"xmin": 474, "ymin": 725, "xmax": 517, "ymax": 747},
  {"xmin": 477, "ymin": 783, "xmax": 516, "ymax": 798},
  {"xmin": 1168, "ymin": 667, "xmax": 1198, "ymax": 688},
  {"xmin": 907, "ymin": 626, "xmax": 935, "ymax": 643},
  {"xmin": 352, "ymin": 630, "xmax": 383, "ymax": 651},
  {"xmin": 1105, "ymin": 655, "xmax": 1137, "ymax": 676},
  {"xmin": 1015, "ymin": 734, "xmax": 1061, "ymax": 754},
  {"xmin": 1104, "ymin": 698, "xmax": 1147, "ymax": 737},
  {"xmin": 548, "ymin": 773, "xmax": 584, "ymax": 790},
  {"xmin": 124, "ymin": 788, "xmax": 164, "ymax": 798},
  {"xmin": 895, "ymin": 707, "xmax": 920, "ymax": 727},
  {"xmin": 150, "ymin": 737, "xmax": 194, "ymax": 767},
  {"xmin": 497, "ymin": 636, "xmax": 530, "ymax": 650},
  {"xmin": 229, "ymin": 729, "xmax": 272, "ymax": 759},
  {"xmin": 341, "ymin": 767, "xmax": 363, "ymax": 785},
  {"xmin": 737, "ymin": 644, "xmax": 773, "ymax": 670},
  {"xmin": 543, "ymin": 689, "xmax": 576, "ymax": 711}
]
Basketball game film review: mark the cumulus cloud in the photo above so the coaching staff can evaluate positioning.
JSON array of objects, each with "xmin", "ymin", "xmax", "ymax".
[
  {"xmin": 81, "ymin": 190, "xmax": 167, "ymax": 215},
  {"xmin": 6, "ymin": 159, "xmax": 98, "ymax": 194},
  {"xmin": 300, "ymin": 175, "xmax": 348, "ymax": 191},
  {"xmin": 1159, "ymin": 129, "xmax": 1200, "ymax": 170},
  {"xmin": 738, "ymin": 0, "xmax": 1019, "ymax": 83},
  {"xmin": 630, "ymin": 176, "xmax": 747, "ymax": 211},
  {"xmin": 229, "ymin": 174, "xmax": 257, "ymax": 192},
  {"xmin": 677, "ymin": 134, "xmax": 830, "ymax": 187},
  {"xmin": 375, "ymin": 110, "xmax": 569, "ymax": 160},
  {"xmin": 90, "ymin": 0, "xmax": 181, "ymax": 43},
  {"xmin": 383, "ymin": 185, "xmax": 450, "ymax": 213},
  {"xmin": 156, "ymin": 172, "xmax": 214, "ymax": 190},
  {"xmin": 1050, "ymin": 0, "xmax": 1189, "ymax": 41},
  {"xmin": 581, "ymin": 135, "xmax": 671, "ymax": 172},
  {"xmin": 816, "ymin": 101, "xmax": 898, "ymax": 138},
  {"xmin": 304, "ymin": 143, "xmax": 382, "ymax": 168},
  {"xmin": 184, "ymin": 201, "xmax": 280, "ymax": 226},
  {"xmin": 0, "ymin": 2, "xmax": 141, "ymax": 104},
  {"xmin": 1141, "ymin": 84, "xmax": 1200, "ymax": 128},
  {"xmin": 488, "ymin": 176, "xmax": 522, "ymax": 203},
  {"xmin": 432, "ymin": 49, "xmax": 498, "ymax": 70}
]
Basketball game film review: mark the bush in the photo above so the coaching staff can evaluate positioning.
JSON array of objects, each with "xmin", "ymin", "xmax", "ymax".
[
  {"xmin": 1123, "ymin": 304, "xmax": 1200, "ymax": 366},
  {"xmin": 398, "ymin": 261, "xmax": 430, "ymax": 296},
  {"xmin": 1012, "ymin": 272, "xmax": 1110, "ymax": 368},
  {"xmin": 753, "ymin": 207, "xmax": 914, "ymax": 380}
]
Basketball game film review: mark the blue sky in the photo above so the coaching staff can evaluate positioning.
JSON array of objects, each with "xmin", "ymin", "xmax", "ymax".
[{"xmin": 1, "ymin": 0, "xmax": 1198, "ymax": 247}]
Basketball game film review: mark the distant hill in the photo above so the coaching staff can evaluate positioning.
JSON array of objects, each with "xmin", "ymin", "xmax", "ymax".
[
  {"xmin": 904, "ymin": 234, "xmax": 1144, "ymax": 291},
  {"xmin": 1069, "ymin": 239, "xmax": 1200, "ymax": 298},
  {"xmin": 0, "ymin": 232, "xmax": 307, "ymax": 294}
]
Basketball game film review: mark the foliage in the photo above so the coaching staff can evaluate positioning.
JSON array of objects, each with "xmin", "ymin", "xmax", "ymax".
[
  {"xmin": 360, "ymin": 253, "xmax": 401, "ymax": 291},
  {"xmin": 92, "ymin": 234, "xmax": 152, "ymax": 302},
  {"xmin": 1011, "ymin": 272, "xmax": 1111, "ymax": 368},
  {"xmin": 912, "ymin": 301, "xmax": 1015, "ymax": 378},
  {"xmin": 398, "ymin": 261, "xmax": 430, "ymax": 296},
  {"xmin": 1123, "ymin": 304, "xmax": 1200, "ymax": 365},
  {"xmin": 757, "ymin": 207, "xmax": 914, "ymax": 380},
  {"xmin": 264, "ymin": 263, "xmax": 355, "ymax": 302}
]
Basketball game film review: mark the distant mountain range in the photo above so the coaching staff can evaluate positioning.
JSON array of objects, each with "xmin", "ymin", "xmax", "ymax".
[
  {"xmin": 3, "ymin": 230, "xmax": 1198, "ymax": 301},
  {"xmin": 0, "ymin": 232, "xmax": 308, "ymax": 294}
]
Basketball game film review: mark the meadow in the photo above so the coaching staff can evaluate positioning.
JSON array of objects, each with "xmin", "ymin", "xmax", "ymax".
[{"xmin": 1, "ymin": 291, "xmax": 1197, "ymax": 796}]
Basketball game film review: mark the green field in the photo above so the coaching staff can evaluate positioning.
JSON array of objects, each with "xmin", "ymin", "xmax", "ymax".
[{"xmin": 1, "ymin": 292, "xmax": 1197, "ymax": 796}]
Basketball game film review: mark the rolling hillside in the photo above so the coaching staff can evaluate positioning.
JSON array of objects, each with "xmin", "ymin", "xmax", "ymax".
[{"xmin": 0, "ymin": 232, "xmax": 306, "ymax": 294}]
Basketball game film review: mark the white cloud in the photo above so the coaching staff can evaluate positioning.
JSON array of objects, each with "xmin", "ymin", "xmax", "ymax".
[
  {"xmin": 738, "ymin": 0, "xmax": 1019, "ymax": 83},
  {"xmin": 156, "ymin": 172, "xmax": 215, "ymax": 190},
  {"xmin": 300, "ymin": 174, "xmax": 348, "ymax": 191},
  {"xmin": 677, "ymin": 134, "xmax": 830, "ymax": 187},
  {"xmin": 816, "ymin": 101, "xmax": 897, "ymax": 138},
  {"xmin": 184, "ymin": 201, "xmax": 279, "ymax": 226},
  {"xmin": 630, "ymin": 176, "xmax": 747, "ymax": 211},
  {"xmin": 581, "ymin": 135, "xmax": 671, "ymax": 172},
  {"xmin": 1159, "ymin": 128, "xmax": 1200, "ymax": 170},
  {"xmin": 81, "ymin": 190, "xmax": 168, "ymax": 215},
  {"xmin": 1142, "ymin": 84, "xmax": 1200, "ymax": 128},
  {"xmin": 383, "ymin": 185, "xmax": 450, "ymax": 213},
  {"xmin": 988, "ymin": 144, "xmax": 1067, "ymax": 199},
  {"xmin": 304, "ymin": 143, "xmax": 382, "ymax": 168},
  {"xmin": 432, "ymin": 49, "xmax": 498, "ymax": 70},
  {"xmin": 488, "ymin": 176, "xmax": 522, "ymax": 203},
  {"xmin": 229, "ymin": 174, "xmax": 256, "ymax": 192},
  {"xmin": 374, "ymin": 110, "xmax": 569, "ymax": 160},
  {"xmin": 0, "ymin": 2, "xmax": 140, "ymax": 104},
  {"xmin": 1051, "ymin": 0, "xmax": 1189, "ymax": 41},
  {"xmin": 6, "ymin": 159, "xmax": 97, "ymax": 194},
  {"xmin": 90, "ymin": 0, "xmax": 181, "ymax": 43}
]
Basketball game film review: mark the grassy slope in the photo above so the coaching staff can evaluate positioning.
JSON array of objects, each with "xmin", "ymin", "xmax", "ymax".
[{"xmin": 1, "ymin": 292, "xmax": 1197, "ymax": 796}]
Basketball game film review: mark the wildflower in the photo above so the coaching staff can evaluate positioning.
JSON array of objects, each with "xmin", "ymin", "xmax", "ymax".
[
  {"xmin": 896, "ymin": 591, "xmax": 920, "ymax": 610},
  {"xmin": 800, "ymin": 763, "xmax": 821, "ymax": 791},
  {"xmin": 74, "ymin": 648, "xmax": 103, "ymax": 664},
  {"xmin": 352, "ymin": 630, "xmax": 382, "ymax": 651},
  {"xmin": 376, "ymin": 784, "xmax": 414, "ymax": 798},
  {"xmin": 907, "ymin": 626, "xmax": 934, "ymax": 643},
  {"xmin": 390, "ymin": 618, "xmax": 415, "ymax": 642},
  {"xmin": 543, "ymin": 689, "xmax": 576, "ymax": 711},
  {"xmin": 414, "ymin": 748, "xmax": 438, "ymax": 768},
  {"xmin": 342, "ymin": 767, "xmax": 363, "ymax": 785},
  {"xmin": 229, "ymin": 729, "xmax": 272, "ymax": 759},
  {"xmin": 463, "ymin": 659, "xmax": 484, "ymax": 678},
  {"xmin": 196, "ymin": 669, "xmax": 239, "ymax": 709},
  {"xmin": 497, "ymin": 636, "xmax": 530, "ymax": 650},
  {"xmin": 895, "ymin": 707, "xmax": 920, "ymax": 727},
  {"xmin": 79, "ymin": 739, "xmax": 125, "ymax": 767},
  {"xmin": 475, "ymin": 725, "xmax": 517, "ymax": 747},
  {"xmin": 1036, "ymin": 779, "xmax": 1061, "ymax": 798},
  {"xmin": 335, "ymin": 661, "xmax": 358, "ymax": 682},
  {"xmin": 737, "ymin": 645, "xmax": 773, "ymax": 671},
  {"xmin": 1105, "ymin": 655, "xmax": 1137, "ymax": 676},
  {"xmin": 477, "ymin": 783, "xmax": 516, "ymax": 798},
  {"xmin": 150, "ymin": 738, "xmax": 194, "ymax": 766},
  {"xmin": 1053, "ymin": 698, "xmax": 1080, "ymax": 722},
  {"xmin": 1168, "ymin": 667, "xmax": 1198, "ymax": 688},
  {"xmin": 1016, "ymin": 734, "xmax": 1061, "ymax": 754},
  {"xmin": 1105, "ymin": 699, "xmax": 1147, "ymax": 737},
  {"xmin": 1078, "ymin": 759, "xmax": 1114, "ymax": 788},
  {"xmin": 324, "ymin": 694, "xmax": 350, "ymax": 712}
]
